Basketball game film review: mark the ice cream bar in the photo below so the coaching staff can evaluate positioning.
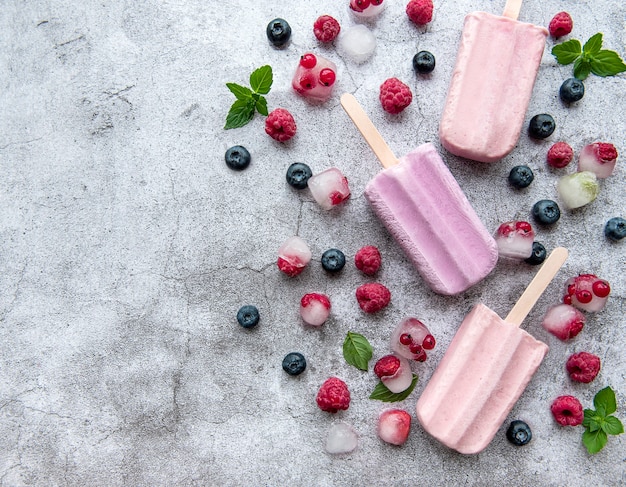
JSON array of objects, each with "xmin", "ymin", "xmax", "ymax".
[
  {"xmin": 340, "ymin": 93, "xmax": 498, "ymax": 295},
  {"xmin": 416, "ymin": 247, "xmax": 568, "ymax": 454},
  {"xmin": 439, "ymin": 0, "xmax": 548, "ymax": 163}
]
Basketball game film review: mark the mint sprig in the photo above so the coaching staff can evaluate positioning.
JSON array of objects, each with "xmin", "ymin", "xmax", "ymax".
[
  {"xmin": 581, "ymin": 386, "xmax": 624, "ymax": 454},
  {"xmin": 369, "ymin": 374, "xmax": 418, "ymax": 402},
  {"xmin": 552, "ymin": 33, "xmax": 626, "ymax": 80},
  {"xmin": 342, "ymin": 331, "xmax": 373, "ymax": 371},
  {"xmin": 224, "ymin": 65, "xmax": 273, "ymax": 129}
]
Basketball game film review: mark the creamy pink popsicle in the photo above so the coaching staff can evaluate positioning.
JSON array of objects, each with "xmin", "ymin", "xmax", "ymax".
[
  {"xmin": 439, "ymin": 1, "xmax": 548, "ymax": 163},
  {"xmin": 341, "ymin": 94, "xmax": 498, "ymax": 295},
  {"xmin": 416, "ymin": 247, "xmax": 568, "ymax": 454}
]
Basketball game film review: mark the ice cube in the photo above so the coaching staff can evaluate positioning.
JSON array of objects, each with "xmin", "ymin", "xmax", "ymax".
[
  {"xmin": 277, "ymin": 236, "xmax": 312, "ymax": 277},
  {"xmin": 494, "ymin": 221, "xmax": 535, "ymax": 259},
  {"xmin": 390, "ymin": 318, "xmax": 436, "ymax": 362},
  {"xmin": 292, "ymin": 53, "xmax": 337, "ymax": 102},
  {"xmin": 350, "ymin": 0, "xmax": 386, "ymax": 19},
  {"xmin": 337, "ymin": 25, "xmax": 376, "ymax": 64},
  {"xmin": 307, "ymin": 168, "xmax": 351, "ymax": 210},
  {"xmin": 325, "ymin": 422, "xmax": 358, "ymax": 454}
]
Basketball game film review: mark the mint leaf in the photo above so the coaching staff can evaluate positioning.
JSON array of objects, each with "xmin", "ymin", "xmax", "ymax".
[
  {"xmin": 226, "ymin": 83, "xmax": 253, "ymax": 101},
  {"xmin": 255, "ymin": 96, "xmax": 268, "ymax": 116},
  {"xmin": 590, "ymin": 50, "xmax": 626, "ymax": 77},
  {"xmin": 583, "ymin": 409, "xmax": 603, "ymax": 433},
  {"xmin": 342, "ymin": 331, "xmax": 373, "ymax": 371},
  {"xmin": 552, "ymin": 39, "xmax": 582, "ymax": 65},
  {"xmin": 574, "ymin": 57, "xmax": 592, "ymax": 80},
  {"xmin": 594, "ymin": 386, "xmax": 617, "ymax": 415},
  {"xmin": 583, "ymin": 428, "xmax": 608, "ymax": 454},
  {"xmin": 583, "ymin": 33, "xmax": 603, "ymax": 55},
  {"xmin": 250, "ymin": 65, "xmax": 273, "ymax": 95},
  {"xmin": 224, "ymin": 99, "xmax": 255, "ymax": 129},
  {"xmin": 369, "ymin": 374, "xmax": 418, "ymax": 402},
  {"xmin": 602, "ymin": 416, "xmax": 624, "ymax": 436}
]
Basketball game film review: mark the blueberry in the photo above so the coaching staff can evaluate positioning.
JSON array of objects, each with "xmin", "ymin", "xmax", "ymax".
[
  {"xmin": 559, "ymin": 78, "xmax": 585, "ymax": 103},
  {"xmin": 321, "ymin": 248, "xmax": 346, "ymax": 273},
  {"xmin": 506, "ymin": 420, "xmax": 532, "ymax": 446},
  {"xmin": 282, "ymin": 352, "xmax": 306, "ymax": 376},
  {"xmin": 528, "ymin": 114, "xmax": 556, "ymax": 139},
  {"xmin": 225, "ymin": 145, "xmax": 251, "ymax": 171},
  {"xmin": 412, "ymin": 51, "xmax": 436, "ymax": 74},
  {"xmin": 286, "ymin": 162, "xmax": 313, "ymax": 189},
  {"xmin": 532, "ymin": 199, "xmax": 561, "ymax": 225},
  {"xmin": 605, "ymin": 217, "xmax": 626, "ymax": 241},
  {"xmin": 525, "ymin": 241, "xmax": 547, "ymax": 265},
  {"xmin": 508, "ymin": 165, "xmax": 534, "ymax": 189},
  {"xmin": 237, "ymin": 305, "xmax": 260, "ymax": 328},
  {"xmin": 266, "ymin": 18, "xmax": 291, "ymax": 47}
]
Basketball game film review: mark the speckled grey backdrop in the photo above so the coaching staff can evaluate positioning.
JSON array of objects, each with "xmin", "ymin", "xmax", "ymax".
[{"xmin": 1, "ymin": 1, "xmax": 624, "ymax": 486}]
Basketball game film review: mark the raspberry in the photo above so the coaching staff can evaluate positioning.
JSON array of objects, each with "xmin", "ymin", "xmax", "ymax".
[
  {"xmin": 355, "ymin": 283, "xmax": 391, "ymax": 313},
  {"xmin": 265, "ymin": 108, "xmax": 296, "ymax": 142},
  {"xmin": 546, "ymin": 142, "xmax": 574, "ymax": 169},
  {"xmin": 549, "ymin": 12, "xmax": 573, "ymax": 38},
  {"xmin": 406, "ymin": 0, "xmax": 433, "ymax": 25},
  {"xmin": 595, "ymin": 142, "xmax": 618, "ymax": 164},
  {"xmin": 379, "ymin": 78, "xmax": 412, "ymax": 114},
  {"xmin": 316, "ymin": 377, "xmax": 350, "ymax": 413},
  {"xmin": 313, "ymin": 15, "xmax": 340, "ymax": 43},
  {"xmin": 277, "ymin": 257, "xmax": 305, "ymax": 277},
  {"xmin": 566, "ymin": 352, "xmax": 601, "ymax": 383},
  {"xmin": 550, "ymin": 395, "xmax": 584, "ymax": 426},
  {"xmin": 354, "ymin": 245, "xmax": 382, "ymax": 275},
  {"xmin": 374, "ymin": 354, "xmax": 401, "ymax": 378}
]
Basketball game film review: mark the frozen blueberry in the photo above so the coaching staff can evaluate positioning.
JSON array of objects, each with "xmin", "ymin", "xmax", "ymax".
[
  {"xmin": 237, "ymin": 305, "xmax": 260, "ymax": 328},
  {"xmin": 321, "ymin": 248, "xmax": 346, "ymax": 273},
  {"xmin": 525, "ymin": 241, "xmax": 547, "ymax": 265},
  {"xmin": 528, "ymin": 114, "xmax": 556, "ymax": 139},
  {"xmin": 282, "ymin": 352, "xmax": 306, "ymax": 375},
  {"xmin": 605, "ymin": 217, "xmax": 626, "ymax": 241},
  {"xmin": 559, "ymin": 78, "xmax": 585, "ymax": 103},
  {"xmin": 506, "ymin": 420, "xmax": 532, "ymax": 446},
  {"xmin": 225, "ymin": 145, "xmax": 251, "ymax": 171},
  {"xmin": 266, "ymin": 18, "xmax": 291, "ymax": 47},
  {"xmin": 532, "ymin": 199, "xmax": 561, "ymax": 225},
  {"xmin": 508, "ymin": 165, "xmax": 534, "ymax": 189},
  {"xmin": 412, "ymin": 51, "xmax": 436, "ymax": 74},
  {"xmin": 286, "ymin": 162, "xmax": 313, "ymax": 189}
]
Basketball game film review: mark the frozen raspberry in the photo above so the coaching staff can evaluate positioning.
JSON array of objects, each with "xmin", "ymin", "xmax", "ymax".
[
  {"xmin": 379, "ymin": 78, "xmax": 413, "ymax": 114},
  {"xmin": 566, "ymin": 352, "xmax": 601, "ymax": 383},
  {"xmin": 314, "ymin": 15, "xmax": 340, "ymax": 43},
  {"xmin": 300, "ymin": 293, "xmax": 331, "ymax": 326},
  {"xmin": 406, "ymin": 0, "xmax": 434, "ymax": 25},
  {"xmin": 265, "ymin": 108, "xmax": 296, "ymax": 142},
  {"xmin": 578, "ymin": 142, "xmax": 618, "ymax": 179},
  {"xmin": 541, "ymin": 304, "xmax": 585, "ymax": 341},
  {"xmin": 550, "ymin": 395, "xmax": 584, "ymax": 426},
  {"xmin": 549, "ymin": 12, "xmax": 573, "ymax": 38},
  {"xmin": 316, "ymin": 377, "xmax": 351, "ymax": 413},
  {"xmin": 378, "ymin": 409, "xmax": 412, "ymax": 446},
  {"xmin": 374, "ymin": 354, "xmax": 400, "ymax": 378},
  {"xmin": 563, "ymin": 273, "xmax": 611, "ymax": 312},
  {"xmin": 354, "ymin": 245, "xmax": 382, "ymax": 275},
  {"xmin": 546, "ymin": 142, "xmax": 574, "ymax": 169},
  {"xmin": 355, "ymin": 283, "xmax": 391, "ymax": 313},
  {"xmin": 277, "ymin": 236, "xmax": 312, "ymax": 277}
]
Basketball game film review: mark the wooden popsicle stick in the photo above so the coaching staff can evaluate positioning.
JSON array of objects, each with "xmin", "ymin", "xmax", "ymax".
[
  {"xmin": 340, "ymin": 93, "xmax": 399, "ymax": 169},
  {"xmin": 502, "ymin": 0, "xmax": 522, "ymax": 20},
  {"xmin": 505, "ymin": 247, "xmax": 568, "ymax": 326}
]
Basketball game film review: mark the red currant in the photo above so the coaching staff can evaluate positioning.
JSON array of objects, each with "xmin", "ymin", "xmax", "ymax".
[
  {"xmin": 298, "ymin": 73, "xmax": 317, "ymax": 90},
  {"xmin": 563, "ymin": 294, "xmax": 572, "ymax": 305},
  {"xmin": 319, "ymin": 68, "xmax": 336, "ymax": 86},
  {"xmin": 399, "ymin": 333, "xmax": 412, "ymax": 346},
  {"xmin": 592, "ymin": 280, "xmax": 610, "ymax": 298},
  {"xmin": 409, "ymin": 343, "xmax": 423, "ymax": 354},
  {"xmin": 575, "ymin": 290, "xmax": 593, "ymax": 304},
  {"xmin": 299, "ymin": 53, "xmax": 317, "ymax": 69},
  {"xmin": 422, "ymin": 334, "xmax": 436, "ymax": 350}
]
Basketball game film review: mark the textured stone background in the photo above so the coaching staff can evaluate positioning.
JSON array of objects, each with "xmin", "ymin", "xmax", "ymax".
[{"xmin": 1, "ymin": 1, "xmax": 624, "ymax": 486}]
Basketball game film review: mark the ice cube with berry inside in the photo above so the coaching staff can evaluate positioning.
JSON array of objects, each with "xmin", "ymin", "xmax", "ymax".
[
  {"xmin": 350, "ymin": 0, "xmax": 385, "ymax": 18},
  {"xmin": 495, "ymin": 221, "xmax": 535, "ymax": 259},
  {"xmin": 390, "ymin": 317, "xmax": 436, "ymax": 362},
  {"xmin": 307, "ymin": 168, "xmax": 351, "ymax": 210},
  {"xmin": 300, "ymin": 293, "xmax": 331, "ymax": 326},
  {"xmin": 541, "ymin": 303, "xmax": 585, "ymax": 341},
  {"xmin": 374, "ymin": 354, "xmax": 413, "ymax": 393},
  {"xmin": 292, "ymin": 53, "xmax": 337, "ymax": 102},
  {"xmin": 377, "ymin": 409, "xmax": 411, "ymax": 446},
  {"xmin": 578, "ymin": 142, "xmax": 618, "ymax": 179},
  {"xmin": 557, "ymin": 171, "xmax": 599, "ymax": 210},
  {"xmin": 563, "ymin": 274, "xmax": 611, "ymax": 312},
  {"xmin": 277, "ymin": 236, "xmax": 312, "ymax": 277}
]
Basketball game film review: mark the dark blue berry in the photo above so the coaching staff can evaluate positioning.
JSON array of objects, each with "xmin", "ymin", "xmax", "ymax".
[
  {"xmin": 559, "ymin": 78, "xmax": 585, "ymax": 103},
  {"xmin": 525, "ymin": 241, "xmax": 547, "ymax": 265},
  {"xmin": 321, "ymin": 248, "xmax": 346, "ymax": 273},
  {"xmin": 605, "ymin": 217, "xmax": 626, "ymax": 241},
  {"xmin": 528, "ymin": 114, "xmax": 556, "ymax": 139},
  {"xmin": 506, "ymin": 420, "xmax": 532, "ymax": 446},
  {"xmin": 508, "ymin": 165, "xmax": 534, "ymax": 189},
  {"xmin": 225, "ymin": 145, "xmax": 251, "ymax": 171},
  {"xmin": 266, "ymin": 18, "xmax": 291, "ymax": 47},
  {"xmin": 412, "ymin": 51, "xmax": 436, "ymax": 74},
  {"xmin": 286, "ymin": 162, "xmax": 313, "ymax": 189},
  {"xmin": 282, "ymin": 352, "xmax": 306, "ymax": 376},
  {"xmin": 532, "ymin": 199, "xmax": 561, "ymax": 225},
  {"xmin": 237, "ymin": 305, "xmax": 260, "ymax": 328}
]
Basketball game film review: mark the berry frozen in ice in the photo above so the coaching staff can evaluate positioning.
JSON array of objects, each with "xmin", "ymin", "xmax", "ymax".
[
  {"xmin": 525, "ymin": 241, "xmax": 547, "ymax": 266},
  {"xmin": 541, "ymin": 303, "xmax": 585, "ymax": 341},
  {"xmin": 378, "ymin": 409, "xmax": 412, "ymax": 446},
  {"xmin": 266, "ymin": 18, "xmax": 292, "ymax": 48},
  {"xmin": 506, "ymin": 420, "xmax": 532, "ymax": 446},
  {"xmin": 494, "ymin": 221, "xmax": 535, "ymax": 259},
  {"xmin": 559, "ymin": 78, "xmax": 584, "ymax": 103},
  {"xmin": 546, "ymin": 141, "xmax": 574, "ymax": 168},
  {"xmin": 277, "ymin": 236, "xmax": 312, "ymax": 277},
  {"xmin": 528, "ymin": 114, "xmax": 556, "ymax": 139},
  {"xmin": 354, "ymin": 245, "xmax": 381, "ymax": 275},
  {"xmin": 374, "ymin": 354, "xmax": 413, "ymax": 393},
  {"xmin": 412, "ymin": 50, "xmax": 435, "ymax": 74},
  {"xmin": 566, "ymin": 351, "xmax": 601, "ymax": 383},
  {"xmin": 224, "ymin": 145, "xmax": 251, "ymax": 171},
  {"xmin": 508, "ymin": 165, "xmax": 534, "ymax": 189},
  {"xmin": 551, "ymin": 395, "xmax": 583, "ymax": 426},
  {"xmin": 532, "ymin": 199, "xmax": 561, "ymax": 225},
  {"xmin": 292, "ymin": 52, "xmax": 337, "ymax": 102},
  {"xmin": 338, "ymin": 25, "xmax": 376, "ymax": 64},
  {"xmin": 355, "ymin": 283, "xmax": 391, "ymax": 313},
  {"xmin": 321, "ymin": 248, "xmax": 346, "ymax": 273},
  {"xmin": 379, "ymin": 78, "xmax": 413, "ymax": 114},
  {"xmin": 390, "ymin": 317, "xmax": 435, "ymax": 361},
  {"xmin": 578, "ymin": 142, "xmax": 618, "ymax": 179},
  {"xmin": 282, "ymin": 352, "xmax": 307, "ymax": 376},
  {"xmin": 548, "ymin": 12, "xmax": 573, "ymax": 38},
  {"xmin": 406, "ymin": 0, "xmax": 434, "ymax": 25},
  {"xmin": 325, "ymin": 422, "xmax": 358, "ymax": 454},
  {"xmin": 313, "ymin": 15, "xmax": 340, "ymax": 43},
  {"xmin": 300, "ymin": 293, "xmax": 331, "ymax": 326},
  {"xmin": 286, "ymin": 162, "xmax": 313, "ymax": 189},
  {"xmin": 605, "ymin": 217, "xmax": 626, "ymax": 241},
  {"xmin": 307, "ymin": 168, "xmax": 351, "ymax": 210},
  {"xmin": 265, "ymin": 108, "xmax": 296, "ymax": 142},
  {"xmin": 237, "ymin": 305, "xmax": 260, "ymax": 329},
  {"xmin": 557, "ymin": 171, "xmax": 599, "ymax": 209},
  {"xmin": 317, "ymin": 377, "xmax": 351, "ymax": 413},
  {"xmin": 350, "ymin": 0, "xmax": 385, "ymax": 18},
  {"xmin": 562, "ymin": 274, "xmax": 611, "ymax": 312}
]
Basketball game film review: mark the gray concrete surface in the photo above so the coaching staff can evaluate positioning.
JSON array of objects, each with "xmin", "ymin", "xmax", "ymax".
[{"xmin": 1, "ymin": 1, "xmax": 624, "ymax": 485}]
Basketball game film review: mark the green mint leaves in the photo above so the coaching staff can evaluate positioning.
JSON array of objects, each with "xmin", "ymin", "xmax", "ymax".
[
  {"xmin": 342, "ymin": 331, "xmax": 373, "ymax": 371},
  {"xmin": 552, "ymin": 33, "xmax": 626, "ymax": 80},
  {"xmin": 369, "ymin": 374, "xmax": 418, "ymax": 403},
  {"xmin": 581, "ymin": 386, "xmax": 624, "ymax": 454},
  {"xmin": 224, "ymin": 65, "xmax": 273, "ymax": 129}
]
